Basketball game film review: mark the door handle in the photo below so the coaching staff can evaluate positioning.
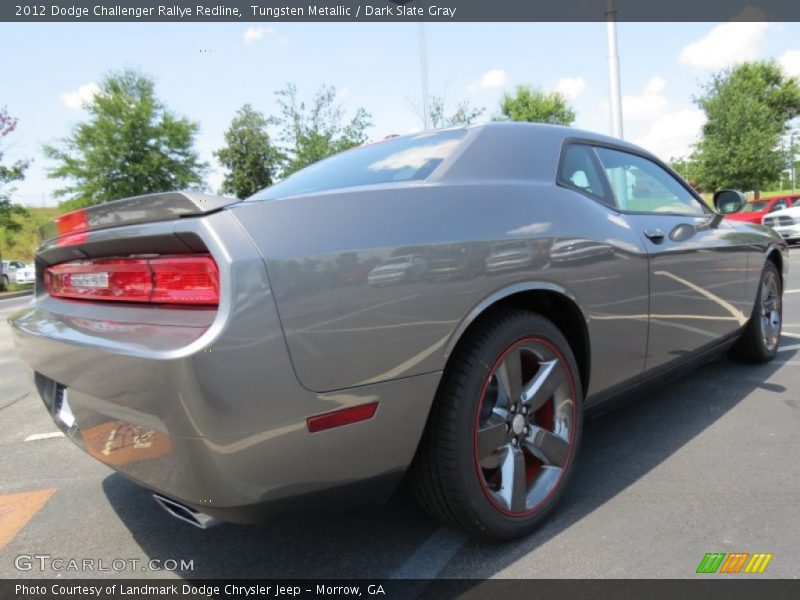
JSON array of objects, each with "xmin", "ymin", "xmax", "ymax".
[{"xmin": 643, "ymin": 228, "xmax": 665, "ymax": 243}]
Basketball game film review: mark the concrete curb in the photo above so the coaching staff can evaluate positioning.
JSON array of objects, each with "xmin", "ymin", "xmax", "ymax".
[{"xmin": 0, "ymin": 290, "xmax": 34, "ymax": 301}]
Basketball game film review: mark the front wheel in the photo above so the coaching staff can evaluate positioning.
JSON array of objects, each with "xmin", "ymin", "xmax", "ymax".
[
  {"xmin": 729, "ymin": 261, "xmax": 782, "ymax": 363},
  {"xmin": 410, "ymin": 310, "xmax": 583, "ymax": 540}
]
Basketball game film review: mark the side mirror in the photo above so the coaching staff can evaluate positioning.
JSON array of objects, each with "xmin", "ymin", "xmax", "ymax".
[{"xmin": 713, "ymin": 189, "xmax": 746, "ymax": 215}]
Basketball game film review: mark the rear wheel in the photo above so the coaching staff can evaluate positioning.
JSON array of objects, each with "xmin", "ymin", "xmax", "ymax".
[
  {"xmin": 410, "ymin": 310, "xmax": 583, "ymax": 540},
  {"xmin": 729, "ymin": 261, "xmax": 782, "ymax": 363}
]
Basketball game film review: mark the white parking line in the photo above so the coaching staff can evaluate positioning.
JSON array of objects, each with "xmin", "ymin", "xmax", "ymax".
[
  {"xmin": 778, "ymin": 344, "xmax": 800, "ymax": 352},
  {"xmin": 654, "ymin": 270, "xmax": 746, "ymax": 325},
  {"xmin": 24, "ymin": 432, "xmax": 65, "ymax": 442},
  {"xmin": 388, "ymin": 527, "xmax": 467, "ymax": 579},
  {"xmin": 785, "ymin": 289, "xmax": 800, "ymax": 294}
]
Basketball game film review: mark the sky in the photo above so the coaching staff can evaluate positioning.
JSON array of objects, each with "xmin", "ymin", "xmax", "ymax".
[{"xmin": 2, "ymin": 20, "xmax": 800, "ymax": 207}]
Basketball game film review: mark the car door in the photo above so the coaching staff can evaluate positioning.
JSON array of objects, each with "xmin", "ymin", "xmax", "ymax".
[{"xmin": 593, "ymin": 146, "xmax": 751, "ymax": 372}]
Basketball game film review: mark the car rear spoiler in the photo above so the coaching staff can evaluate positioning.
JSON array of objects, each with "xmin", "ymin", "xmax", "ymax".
[{"xmin": 39, "ymin": 191, "xmax": 239, "ymax": 244}]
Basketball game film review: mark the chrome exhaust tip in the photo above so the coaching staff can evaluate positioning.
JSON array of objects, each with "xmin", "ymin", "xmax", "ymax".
[{"xmin": 153, "ymin": 494, "xmax": 220, "ymax": 529}]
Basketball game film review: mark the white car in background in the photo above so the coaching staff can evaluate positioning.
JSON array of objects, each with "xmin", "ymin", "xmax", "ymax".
[
  {"xmin": 763, "ymin": 206, "xmax": 800, "ymax": 243},
  {"xmin": 1, "ymin": 260, "xmax": 25, "ymax": 286},
  {"xmin": 13, "ymin": 263, "xmax": 36, "ymax": 285},
  {"xmin": 1, "ymin": 260, "xmax": 35, "ymax": 286}
]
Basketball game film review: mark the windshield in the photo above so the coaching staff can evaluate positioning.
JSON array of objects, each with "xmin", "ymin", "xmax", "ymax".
[
  {"xmin": 247, "ymin": 129, "xmax": 466, "ymax": 202},
  {"xmin": 742, "ymin": 201, "xmax": 769, "ymax": 212}
]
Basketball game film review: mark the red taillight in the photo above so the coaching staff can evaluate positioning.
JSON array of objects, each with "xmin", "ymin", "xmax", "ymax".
[
  {"xmin": 306, "ymin": 402, "xmax": 379, "ymax": 433},
  {"xmin": 55, "ymin": 208, "xmax": 89, "ymax": 236},
  {"xmin": 54, "ymin": 209, "xmax": 89, "ymax": 246},
  {"xmin": 45, "ymin": 255, "xmax": 219, "ymax": 306}
]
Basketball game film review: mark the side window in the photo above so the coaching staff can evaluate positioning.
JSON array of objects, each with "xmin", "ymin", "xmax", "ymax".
[
  {"xmin": 558, "ymin": 144, "xmax": 614, "ymax": 208},
  {"xmin": 594, "ymin": 146, "xmax": 707, "ymax": 216},
  {"xmin": 771, "ymin": 200, "xmax": 787, "ymax": 212}
]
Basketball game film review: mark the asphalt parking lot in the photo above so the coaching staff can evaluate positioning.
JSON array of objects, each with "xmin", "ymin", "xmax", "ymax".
[{"xmin": 1, "ymin": 248, "xmax": 799, "ymax": 580}]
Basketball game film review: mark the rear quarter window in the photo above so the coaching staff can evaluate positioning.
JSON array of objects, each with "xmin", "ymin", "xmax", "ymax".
[{"xmin": 248, "ymin": 129, "xmax": 466, "ymax": 202}]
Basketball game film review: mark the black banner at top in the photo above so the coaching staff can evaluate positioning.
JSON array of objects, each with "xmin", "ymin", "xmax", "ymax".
[{"xmin": 3, "ymin": 0, "xmax": 800, "ymax": 23}]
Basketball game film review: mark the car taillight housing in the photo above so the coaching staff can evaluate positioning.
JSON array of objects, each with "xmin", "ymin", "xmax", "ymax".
[
  {"xmin": 44, "ymin": 255, "xmax": 220, "ymax": 306},
  {"xmin": 53, "ymin": 208, "xmax": 89, "ymax": 247}
]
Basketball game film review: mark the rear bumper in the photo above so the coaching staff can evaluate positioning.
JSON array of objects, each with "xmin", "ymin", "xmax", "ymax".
[
  {"xmin": 9, "ymin": 210, "xmax": 438, "ymax": 523},
  {"xmin": 24, "ymin": 361, "xmax": 438, "ymax": 523}
]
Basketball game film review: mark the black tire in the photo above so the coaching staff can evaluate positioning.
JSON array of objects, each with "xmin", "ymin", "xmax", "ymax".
[
  {"xmin": 410, "ymin": 309, "xmax": 583, "ymax": 540},
  {"xmin": 1, "ymin": 275, "xmax": 8, "ymax": 288},
  {"xmin": 728, "ymin": 261, "xmax": 782, "ymax": 363}
]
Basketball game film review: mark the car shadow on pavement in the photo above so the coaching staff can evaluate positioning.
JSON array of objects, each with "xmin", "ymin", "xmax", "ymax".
[
  {"xmin": 103, "ymin": 347, "xmax": 796, "ymax": 579},
  {"xmin": 436, "ymin": 347, "xmax": 798, "ymax": 578}
]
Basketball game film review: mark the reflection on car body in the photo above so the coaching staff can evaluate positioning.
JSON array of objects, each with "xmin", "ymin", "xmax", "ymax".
[
  {"xmin": 485, "ymin": 240, "xmax": 545, "ymax": 274},
  {"xmin": 425, "ymin": 244, "xmax": 485, "ymax": 281},
  {"xmin": 550, "ymin": 238, "xmax": 614, "ymax": 264},
  {"xmin": 367, "ymin": 254, "xmax": 427, "ymax": 286}
]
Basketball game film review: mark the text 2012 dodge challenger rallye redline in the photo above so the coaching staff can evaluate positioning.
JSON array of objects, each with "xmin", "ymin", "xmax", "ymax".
[{"xmin": 9, "ymin": 123, "xmax": 787, "ymax": 539}]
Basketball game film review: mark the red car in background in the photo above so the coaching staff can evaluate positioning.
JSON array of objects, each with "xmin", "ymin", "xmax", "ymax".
[{"xmin": 725, "ymin": 195, "xmax": 800, "ymax": 223}]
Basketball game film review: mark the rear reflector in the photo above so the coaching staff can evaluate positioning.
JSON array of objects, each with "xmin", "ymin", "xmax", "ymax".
[
  {"xmin": 45, "ymin": 255, "xmax": 219, "ymax": 306},
  {"xmin": 55, "ymin": 208, "xmax": 89, "ymax": 236},
  {"xmin": 54, "ymin": 209, "xmax": 90, "ymax": 247},
  {"xmin": 307, "ymin": 402, "xmax": 379, "ymax": 433}
]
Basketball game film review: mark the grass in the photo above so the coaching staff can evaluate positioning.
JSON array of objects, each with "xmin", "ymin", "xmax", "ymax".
[
  {"xmin": 0, "ymin": 282, "xmax": 34, "ymax": 293},
  {"xmin": 1, "ymin": 206, "xmax": 61, "ymax": 263},
  {"xmin": 759, "ymin": 190, "xmax": 800, "ymax": 198}
]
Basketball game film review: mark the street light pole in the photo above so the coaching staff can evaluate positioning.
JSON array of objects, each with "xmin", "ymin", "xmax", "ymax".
[
  {"xmin": 419, "ymin": 22, "xmax": 431, "ymax": 130},
  {"xmin": 605, "ymin": 0, "xmax": 624, "ymax": 139},
  {"xmin": 791, "ymin": 131, "xmax": 799, "ymax": 193}
]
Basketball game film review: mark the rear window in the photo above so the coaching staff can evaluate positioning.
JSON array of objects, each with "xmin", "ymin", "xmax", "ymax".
[{"xmin": 247, "ymin": 129, "xmax": 466, "ymax": 202}]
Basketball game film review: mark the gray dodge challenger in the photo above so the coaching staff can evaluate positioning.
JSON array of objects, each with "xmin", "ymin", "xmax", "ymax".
[{"xmin": 9, "ymin": 123, "xmax": 787, "ymax": 540}]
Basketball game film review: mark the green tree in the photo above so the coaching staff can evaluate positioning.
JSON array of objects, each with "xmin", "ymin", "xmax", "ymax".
[
  {"xmin": 693, "ymin": 61, "xmax": 800, "ymax": 197},
  {"xmin": 429, "ymin": 95, "xmax": 485, "ymax": 128},
  {"xmin": 45, "ymin": 69, "xmax": 207, "ymax": 210},
  {"xmin": 0, "ymin": 107, "xmax": 29, "ymax": 238},
  {"xmin": 669, "ymin": 154, "xmax": 707, "ymax": 193},
  {"xmin": 275, "ymin": 84, "xmax": 372, "ymax": 176},
  {"xmin": 0, "ymin": 206, "xmax": 59, "ymax": 263},
  {"xmin": 498, "ymin": 85, "xmax": 576, "ymax": 125},
  {"xmin": 214, "ymin": 104, "xmax": 283, "ymax": 199}
]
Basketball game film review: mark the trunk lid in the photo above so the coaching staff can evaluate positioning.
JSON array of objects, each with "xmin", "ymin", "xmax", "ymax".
[{"xmin": 39, "ymin": 191, "xmax": 238, "ymax": 244}]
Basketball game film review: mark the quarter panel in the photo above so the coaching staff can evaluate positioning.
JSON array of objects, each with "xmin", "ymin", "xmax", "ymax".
[{"xmin": 230, "ymin": 184, "xmax": 650, "ymax": 395}]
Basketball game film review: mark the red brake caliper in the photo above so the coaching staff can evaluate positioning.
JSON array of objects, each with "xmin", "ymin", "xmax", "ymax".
[{"xmin": 525, "ymin": 395, "xmax": 555, "ymax": 484}]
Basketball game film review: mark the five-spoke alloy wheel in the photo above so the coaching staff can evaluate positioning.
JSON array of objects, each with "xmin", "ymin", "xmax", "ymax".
[
  {"xmin": 475, "ymin": 338, "xmax": 575, "ymax": 516},
  {"xmin": 759, "ymin": 267, "xmax": 782, "ymax": 353},
  {"xmin": 411, "ymin": 310, "xmax": 583, "ymax": 540},
  {"xmin": 730, "ymin": 261, "xmax": 783, "ymax": 363}
]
